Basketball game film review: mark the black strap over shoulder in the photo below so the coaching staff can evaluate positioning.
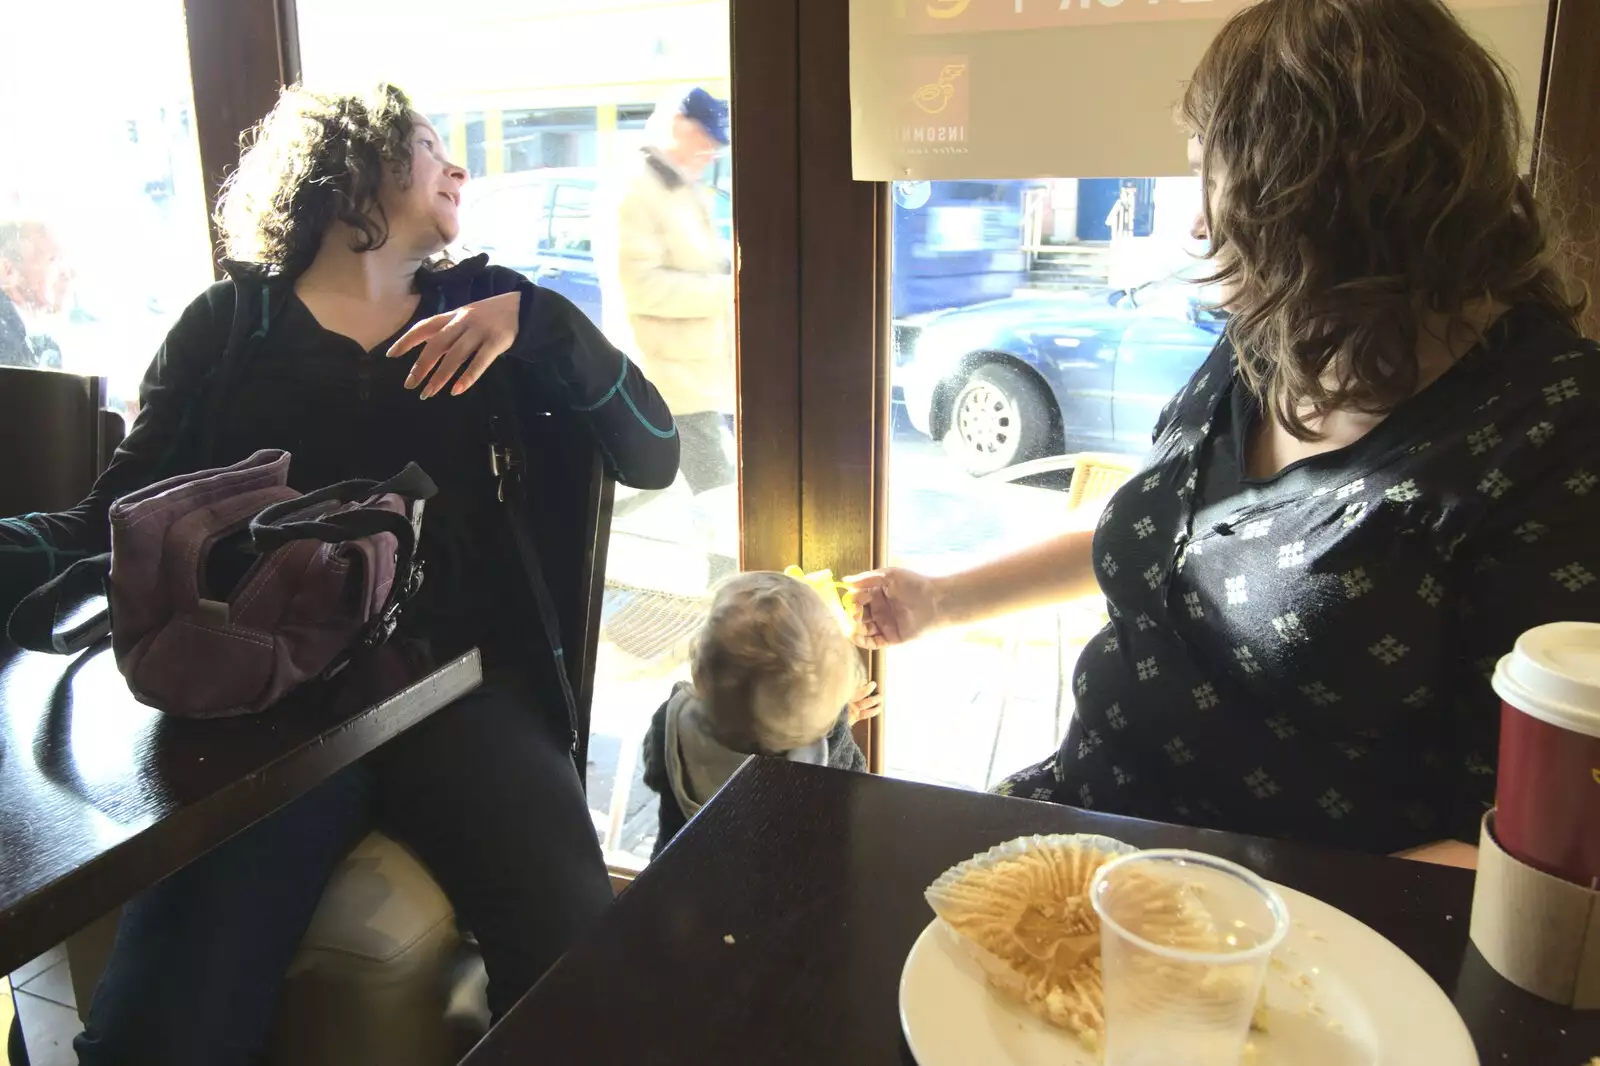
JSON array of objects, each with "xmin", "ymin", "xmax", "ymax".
[
  {"xmin": 193, "ymin": 278, "xmax": 294, "ymax": 468},
  {"xmin": 482, "ymin": 390, "xmax": 583, "ymax": 757}
]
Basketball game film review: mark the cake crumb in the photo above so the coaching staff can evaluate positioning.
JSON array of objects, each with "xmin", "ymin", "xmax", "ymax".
[{"xmin": 723, "ymin": 934, "xmax": 736, "ymax": 945}]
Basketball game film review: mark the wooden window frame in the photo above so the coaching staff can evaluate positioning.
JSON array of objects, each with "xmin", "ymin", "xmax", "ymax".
[{"xmin": 183, "ymin": 0, "xmax": 302, "ymax": 277}]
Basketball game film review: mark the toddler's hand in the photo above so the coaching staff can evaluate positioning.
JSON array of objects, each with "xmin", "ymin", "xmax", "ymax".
[{"xmin": 848, "ymin": 680, "xmax": 883, "ymax": 725}]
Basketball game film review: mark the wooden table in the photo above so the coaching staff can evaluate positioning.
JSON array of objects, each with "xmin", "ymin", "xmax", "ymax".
[
  {"xmin": 0, "ymin": 638, "xmax": 481, "ymax": 978},
  {"xmin": 466, "ymin": 760, "xmax": 1598, "ymax": 1065}
]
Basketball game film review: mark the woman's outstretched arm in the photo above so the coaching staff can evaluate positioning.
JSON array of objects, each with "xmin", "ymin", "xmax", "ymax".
[{"xmin": 846, "ymin": 527, "xmax": 1100, "ymax": 649}]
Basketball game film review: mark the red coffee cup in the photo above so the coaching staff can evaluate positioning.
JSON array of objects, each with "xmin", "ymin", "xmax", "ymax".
[{"xmin": 1492, "ymin": 622, "xmax": 1600, "ymax": 888}]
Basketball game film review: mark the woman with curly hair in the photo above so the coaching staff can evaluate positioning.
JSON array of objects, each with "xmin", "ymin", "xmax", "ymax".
[
  {"xmin": 850, "ymin": 0, "xmax": 1600, "ymax": 865},
  {"xmin": 0, "ymin": 85, "xmax": 678, "ymax": 1064}
]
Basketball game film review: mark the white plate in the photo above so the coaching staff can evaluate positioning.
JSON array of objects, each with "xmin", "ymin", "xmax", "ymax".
[{"xmin": 899, "ymin": 883, "xmax": 1478, "ymax": 1066}]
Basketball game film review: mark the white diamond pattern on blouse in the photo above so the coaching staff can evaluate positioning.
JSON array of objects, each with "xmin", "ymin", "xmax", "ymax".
[
  {"xmin": 1544, "ymin": 377, "xmax": 1580, "ymax": 404},
  {"xmin": 1467, "ymin": 425, "xmax": 1501, "ymax": 455},
  {"xmin": 1368, "ymin": 635, "xmax": 1410, "ymax": 664},
  {"xmin": 1272, "ymin": 612, "xmax": 1307, "ymax": 642},
  {"xmin": 1244, "ymin": 768, "xmax": 1280, "ymax": 799},
  {"xmin": 1554, "ymin": 563, "xmax": 1596, "ymax": 592},
  {"xmin": 1384, "ymin": 479, "xmax": 1421, "ymax": 502}
]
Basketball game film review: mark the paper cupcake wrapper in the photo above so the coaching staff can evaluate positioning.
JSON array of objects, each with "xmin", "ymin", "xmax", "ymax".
[
  {"xmin": 924, "ymin": 832, "xmax": 1138, "ymax": 919},
  {"xmin": 924, "ymin": 833, "xmax": 1137, "ymax": 1047}
]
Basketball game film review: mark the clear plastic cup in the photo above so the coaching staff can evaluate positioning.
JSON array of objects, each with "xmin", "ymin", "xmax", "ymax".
[{"xmin": 1090, "ymin": 850, "xmax": 1289, "ymax": 1066}]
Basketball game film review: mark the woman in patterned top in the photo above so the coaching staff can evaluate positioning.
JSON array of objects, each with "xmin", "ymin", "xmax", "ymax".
[{"xmin": 849, "ymin": 0, "xmax": 1600, "ymax": 866}]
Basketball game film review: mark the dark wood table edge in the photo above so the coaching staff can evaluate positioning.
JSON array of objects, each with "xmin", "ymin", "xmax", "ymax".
[
  {"xmin": 466, "ymin": 762, "xmax": 1499, "ymax": 1065},
  {"xmin": 657, "ymin": 762, "xmax": 1477, "ymax": 898},
  {"xmin": 0, "ymin": 648, "xmax": 482, "ymax": 976}
]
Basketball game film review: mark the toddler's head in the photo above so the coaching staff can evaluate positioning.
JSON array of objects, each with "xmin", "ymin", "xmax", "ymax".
[{"xmin": 690, "ymin": 571, "xmax": 861, "ymax": 756}]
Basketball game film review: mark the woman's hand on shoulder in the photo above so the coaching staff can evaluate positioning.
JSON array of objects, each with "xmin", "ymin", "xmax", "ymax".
[
  {"xmin": 387, "ymin": 291, "xmax": 522, "ymax": 399},
  {"xmin": 844, "ymin": 568, "xmax": 944, "ymax": 649}
]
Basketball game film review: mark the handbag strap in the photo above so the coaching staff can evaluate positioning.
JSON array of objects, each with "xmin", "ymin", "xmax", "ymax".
[
  {"xmin": 7, "ymin": 552, "xmax": 113, "ymax": 654},
  {"xmin": 251, "ymin": 463, "xmax": 437, "ymax": 538},
  {"xmin": 250, "ymin": 463, "xmax": 438, "ymax": 646},
  {"xmin": 484, "ymin": 400, "xmax": 583, "ymax": 758},
  {"xmin": 251, "ymin": 464, "xmax": 436, "ymax": 567}
]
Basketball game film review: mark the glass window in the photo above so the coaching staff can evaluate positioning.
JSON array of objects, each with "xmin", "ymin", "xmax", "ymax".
[
  {"xmin": 886, "ymin": 175, "xmax": 1210, "ymax": 790},
  {"xmin": 617, "ymin": 104, "xmax": 655, "ymax": 130},
  {"xmin": 298, "ymin": 0, "xmax": 735, "ymax": 871},
  {"xmin": 547, "ymin": 183, "xmax": 593, "ymax": 255},
  {"xmin": 459, "ymin": 181, "xmax": 552, "ymax": 266},
  {"xmin": 465, "ymin": 114, "xmax": 488, "ymax": 179},
  {"xmin": 503, "ymin": 108, "xmax": 598, "ymax": 172},
  {"xmin": 0, "ymin": 0, "xmax": 213, "ymax": 423}
]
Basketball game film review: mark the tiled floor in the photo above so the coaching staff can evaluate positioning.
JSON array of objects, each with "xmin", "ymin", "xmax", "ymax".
[{"xmin": 8, "ymin": 946, "xmax": 82, "ymax": 1066}]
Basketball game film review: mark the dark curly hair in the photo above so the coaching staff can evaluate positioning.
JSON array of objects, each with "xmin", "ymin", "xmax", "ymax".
[
  {"xmin": 215, "ymin": 84, "xmax": 418, "ymax": 274},
  {"xmin": 1182, "ymin": 0, "xmax": 1584, "ymax": 440}
]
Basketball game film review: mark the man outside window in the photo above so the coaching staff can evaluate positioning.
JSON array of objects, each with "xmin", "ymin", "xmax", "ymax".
[{"xmin": 604, "ymin": 88, "xmax": 734, "ymax": 553}]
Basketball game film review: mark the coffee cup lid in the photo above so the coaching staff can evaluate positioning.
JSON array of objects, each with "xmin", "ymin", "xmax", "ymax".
[{"xmin": 1492, "ymin": 622, "xmax": 1600, "ymax": 739}]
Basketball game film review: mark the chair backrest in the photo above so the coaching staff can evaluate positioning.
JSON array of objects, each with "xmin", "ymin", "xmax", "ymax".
[
  {"xmin": 0, "ymin": 367, "xmax": 124, "ymax": 516},
  {"xmin": 519, "ymin": 409, "xmax": 615, "ymax": 781},
  {"xmin": 1063, "ymin": 452, "xmax": 1140, "ymax": 516}
]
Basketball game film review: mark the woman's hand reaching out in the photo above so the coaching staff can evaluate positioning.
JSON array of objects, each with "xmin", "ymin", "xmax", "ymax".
[
  {"xmin": 388, "ymin": 291, "xmax": 522, "ymax": 399},
  {"xmin": 844, "ymin": 568, "xmax": 943, "ymax": 650}
]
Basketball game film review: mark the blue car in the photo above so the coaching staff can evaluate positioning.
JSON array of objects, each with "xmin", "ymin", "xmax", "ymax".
[
  {"xmin": 898, "ymin": 266, "xmax": 1226, "ymax": 476},
  {"xmin": 455, "ymin": 168, "xmax": 731, "ymax": 328}
]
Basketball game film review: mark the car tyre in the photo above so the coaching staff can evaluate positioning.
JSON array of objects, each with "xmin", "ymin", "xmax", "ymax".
[{"xmin": 943, "ymin": 362, "xmax": 1053, "ymax": 477}]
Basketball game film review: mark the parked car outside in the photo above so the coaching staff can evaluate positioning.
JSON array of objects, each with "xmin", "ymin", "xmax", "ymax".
[{"xmin": 897, "ymin": 265, "xmax": 1226, "ymax": 476}]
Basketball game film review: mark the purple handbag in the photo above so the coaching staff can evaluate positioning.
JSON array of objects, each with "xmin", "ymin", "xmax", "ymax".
[{"xmin": 7, "ymin": 449, "xmax": 435, "ymax": 718}]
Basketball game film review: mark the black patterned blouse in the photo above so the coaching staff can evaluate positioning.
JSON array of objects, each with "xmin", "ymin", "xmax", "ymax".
[{"xmin": 997, "ymin": 306, "xmax": 1600, "ymax": 854}]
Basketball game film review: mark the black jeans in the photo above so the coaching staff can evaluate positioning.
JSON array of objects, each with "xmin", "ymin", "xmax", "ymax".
[{"xmin": 73, "ymin": 679, "xmax": 612, "ymax": 1066}]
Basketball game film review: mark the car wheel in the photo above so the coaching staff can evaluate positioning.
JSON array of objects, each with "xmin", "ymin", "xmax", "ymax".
[{"xmin": 944, "ymin": 362, "xmax": 1053, "ymax": 477}]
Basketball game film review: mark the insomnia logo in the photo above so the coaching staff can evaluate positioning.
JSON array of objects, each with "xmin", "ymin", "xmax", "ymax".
[{"xmin": 899, "ymin": 55, "xmax": 970, "ymax": 156}]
